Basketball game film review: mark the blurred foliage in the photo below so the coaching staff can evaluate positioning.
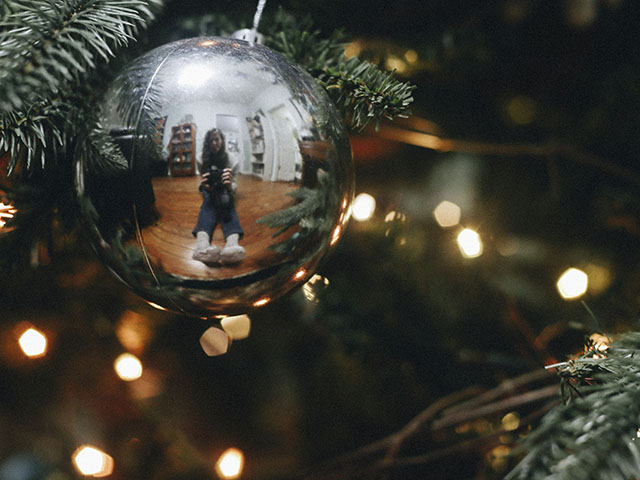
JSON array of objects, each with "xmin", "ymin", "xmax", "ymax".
[{"xmin": 2, "ymin": 1, "xmax": 640, "ymax": 479}]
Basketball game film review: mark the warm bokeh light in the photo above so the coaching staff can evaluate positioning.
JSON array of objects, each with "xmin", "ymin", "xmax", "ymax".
[
  {"xmin": 404, "ymin": 49, "xmax": 418, "ymax": 63},
  {"xmin": 344, "ymin": 41, "xmax": 362, "ymax": 58},
  {"xmin": 385, "ymin": 54, "xmax": 407, "ymax": 73},
  {"xmin": 457, "ymin": 228, "xmax": 483, "ymax": 258},
  {"xmin": 433, "ymin": 200, "xmax": 461, "ymax": 228},
  {"xmin": 588, "ymin": 333, "xmax": 611, "ymax": 356},
  {"xmin": 330, "ymin": 225, "xmax": 342, "ymax": 246},
  {"xmin": 146, "ymin": 301, "xmax": 169, "ymax": 312},
  {"xmin": 220, "ymin": 315, "xmax": 251, "ymax": 340},
  {"xmin": 556, "ymin": 268, "xmax": 588, "ymax": 300},
  {"xmin": 114, "ymin": 353, "xmax": 143, "ymax": 381},
  {"xmin": 384, "ymin": 211, "xmax": 407, "ymax": 223},
  {"xmin": 200, "ymin": 327, "xmax": 229, "ymax": 357},
  {"xmin": 18, "ymin": 328, "xmax": 47, "ymax": 358},
  {"xmin": 72, "ymin": 446, "xmax": 114, "ymax": 477},
  {"xmin": 116, "ymin": 310, "xmax": 152, "ymax": 354},
  {"xmin": 252, "ymin": 297, "xmax": 270, "ymax": 307},
  {"xmin": 293, "ymin": 269, "xmax": 307, "ymax": 281},
  {"xmin": 501, "ymin": 412, "xmax": 520, "ymax": 431},
  {"xmin": 352, "ymin": 193, "xmax": 376, "ymax": 221},
  {"xmin": 303, "ymin": 274, "xmax": 330, "ymax": 303},
  {"xmin": 505, "ymin": 95, "xmax": 537, "ymax": 125},
  {"xmin": 216, "ymin": 448, "xmax": 244, "ymax": 479},
  {"xmin": 0, "ymin": 202, "xmax": 17, "ymax": 228}
]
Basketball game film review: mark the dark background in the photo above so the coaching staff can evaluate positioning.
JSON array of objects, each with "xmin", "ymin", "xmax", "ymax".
[{"xmin": 2, "ymin": 1, "xmax": 640, "ymax": 479}]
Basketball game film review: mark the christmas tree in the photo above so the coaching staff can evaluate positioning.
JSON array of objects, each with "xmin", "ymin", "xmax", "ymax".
[{"xmin": 2, "ymin": 1, "xmax": 640, "ymax": 479}]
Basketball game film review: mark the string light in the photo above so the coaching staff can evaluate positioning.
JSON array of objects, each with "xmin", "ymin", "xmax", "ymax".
[
  {"xmin": 220, "ymin": 315, "xmax": 251, "ymax": 340},
  {"xmin": 433, "ymin": 200, "xmax": 461, "ymax": 228},
  {"xmin": 72, "ymin": 446, "xmax": 114, "ymax": 477},
  {"xmin": 18, "ymin": 328, "xmax": 48, "ymax": 358},
  {"xmin": 303, "ymin": 274, "xmax": 330, "ymax": 303},
  {"xmin": 252, "ymin": 297, "xmax": 270, "ymax": 307},
  {"xmin": 556, "ymin": 268, "xmax": 588, "ymax": 300},
  {"xmin": 352, "ymin": 193, "xmax": 376, "ymax": 221},
  {"xmin": 114, "ymin": 353, "xmax": 143, "ymax": 381},
  {"xmin": 501, "ymin": 412, "xmax": 520, "ymax": 431},
  {"xmin": 0, "ymin": 202, "xmax": 17, "ymax": 228},
  {"xmin": 457, "ymin": 228, "xmax": 483, "ymax": 258},
  {"xmin": 215, "ymin": 448, "xmax": 244, "ymax": 479}
]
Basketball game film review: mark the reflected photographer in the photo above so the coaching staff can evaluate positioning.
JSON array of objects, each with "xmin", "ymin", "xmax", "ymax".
[{"xmin": 192, "ymin": 128, "xmax": 246, "ymax": 265}]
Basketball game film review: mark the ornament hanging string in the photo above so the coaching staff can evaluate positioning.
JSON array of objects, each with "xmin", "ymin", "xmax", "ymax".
[{"xmin": 251, "ymin": 0, "xmax": 268, "ymax": 35}]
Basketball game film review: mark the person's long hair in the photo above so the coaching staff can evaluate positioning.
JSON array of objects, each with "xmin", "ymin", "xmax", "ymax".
[{"xmin": 201, "ymin": 128, "xmax": 229, "ymax": 170}]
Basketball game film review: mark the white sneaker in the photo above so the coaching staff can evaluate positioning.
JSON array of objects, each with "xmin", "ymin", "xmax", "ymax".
[
  {"xmin": 193, "ymin": 245, "xmax": 221, "ymax": 265},
  {"xmin": 219, "ymin": 245, "xmax": 246, "ymax": 264}
]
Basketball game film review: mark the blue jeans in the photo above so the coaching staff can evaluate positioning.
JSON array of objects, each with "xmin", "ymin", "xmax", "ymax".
[{"xmin": 192, "ymin": 189, "xmax": 244, "ymax": 240}]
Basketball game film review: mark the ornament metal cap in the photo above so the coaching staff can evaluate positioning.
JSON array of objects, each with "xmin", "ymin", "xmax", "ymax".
[{"xmin": 231, "ymin": 28, "xmax": 264, "ymax": 44}]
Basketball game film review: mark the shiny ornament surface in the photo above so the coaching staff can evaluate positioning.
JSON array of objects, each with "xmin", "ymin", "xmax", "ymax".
[{"xmin": 75, "ymin": 37, "xmax": 353, "ymax": 317}]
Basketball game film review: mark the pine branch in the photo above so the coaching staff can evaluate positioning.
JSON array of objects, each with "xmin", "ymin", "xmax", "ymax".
[
  {"xmin": 0, "ymin": 0, "xmax": 162, "ymax": 174},
  {"xmin": 507, "ymin": 332, "xmax": 640, "ymax": 480},
  {"xmin": 0, "ymin": 0, "xmax": 161, "ymax": 112},
  {"xmin": 262, "ymin": 8, "xmax": 414, "ymax": 130}
]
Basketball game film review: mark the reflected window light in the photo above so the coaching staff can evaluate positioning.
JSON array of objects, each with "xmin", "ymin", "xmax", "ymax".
[
  {"xmin": 556, "ymin": 268, "xmax": 588, "ymax": 300},
  {"xmin": 457, "ymin": 228, "xmax": 483, "ymax": 258},
  {"xmin": 114, "ymin": 353, "xmax": 143, "ymax": 381},
  {"xmin": 178, "ymin": 64, "xmax": 214, "ymax": 87},
  {"xmin": 216, "ymin": 448, "xmax": 244, "ymax": 479},
  {"xmin": 18, "ymin": 328, "xmax": 48, "ymax": 358},
  {"xmin": 433, "ymin": 201, "xmax": 461, "ymax": 228},
  {"xmin": 72, "ymin": 446, "xmax": 114, "ymax": 477},
  {"xmin": 352, "ymin": 193, "xmax": 376, "ymax": 222}
]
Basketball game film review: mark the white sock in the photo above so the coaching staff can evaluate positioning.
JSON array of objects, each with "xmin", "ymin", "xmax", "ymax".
[
  {"xmin": 196, "ymin": 231, "xmax": 210, "ymax": 251},
  {"xmin": 225, "ymin": 233, "xmax": 240, "ymax": 248}
]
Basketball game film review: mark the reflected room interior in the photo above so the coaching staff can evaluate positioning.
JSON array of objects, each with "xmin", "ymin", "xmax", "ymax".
[{"xmin": 108, "ymin": 48, "xmax": 333, "ymax": 281}]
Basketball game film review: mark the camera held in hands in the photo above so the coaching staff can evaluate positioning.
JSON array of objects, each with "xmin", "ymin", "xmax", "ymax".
[{"xmin": 205, "ymin": 166, "xmax": 232, "ymax": 221}]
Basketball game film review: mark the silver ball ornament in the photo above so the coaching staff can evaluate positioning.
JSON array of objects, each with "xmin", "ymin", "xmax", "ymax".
[{"xmin": 76, "ymin": 37, "xmax": 353, "ymax": 317}]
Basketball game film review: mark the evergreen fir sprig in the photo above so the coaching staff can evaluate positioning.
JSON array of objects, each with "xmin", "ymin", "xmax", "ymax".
[
  {"xmin": 263, "ymin": 8, "xmax": 414, "ymax": 130},
  {"xmin": 0, "ymin": 0, "xmax": 162, "ymax": 113},
  {"xmin": 507, "ymin": 332, "xmax": 640, "ymax": 480}
]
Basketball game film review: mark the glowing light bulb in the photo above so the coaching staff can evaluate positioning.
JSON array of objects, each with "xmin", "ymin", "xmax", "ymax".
[
  {"xmin": 501, "ymin": 412, "xmax": 520, "ymax": 431},
  {"xmin": 433, "ymin": 200, "xmax": 461, "ymax": 228},
  {"xmin": 556, "ymin": 268, "xmax": 588, "ymax": 300},
  {"xmin": 352, "ymin": 193, "xmax": 376, "ymax": 221},
  {"xmin": 18, "ymin": 328, "xmax": 47, "ymax": 358},
  {"xmin": 114, "ymin": 353, "xmax": 143, "ymax": 381},
  {"xmin": 72, "ymin": 445, "xmax": 114, "ymax": 477},
  {"xmin": 216, "ymin": 448, "xmax": 244, "ymax": 479},
  {"xmin": 0, "ymin": 202, "xmax": 17, "ymax": 228},
  {"xmin": 303, "ymin": 274, "xmax": 330, "ymax": 303},
  {"xmin": 457, "ymin": 228, "xmax": 483, "ymax": 258},
  {"xmin": 220, "ymin": 315, "xmax": 251, "ymax": 340}
]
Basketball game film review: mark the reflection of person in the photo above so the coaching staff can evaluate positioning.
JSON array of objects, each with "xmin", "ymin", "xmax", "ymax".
[{"xmin": 192, "ymin": 128, "xmax": 246, "ymax": 265}]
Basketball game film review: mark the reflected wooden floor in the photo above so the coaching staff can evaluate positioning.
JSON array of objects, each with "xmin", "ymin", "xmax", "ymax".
[{"xmin": 141, "ymin": 175, "xmax": 297, "ymax": 279}]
